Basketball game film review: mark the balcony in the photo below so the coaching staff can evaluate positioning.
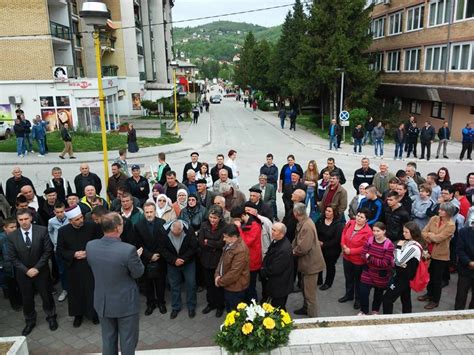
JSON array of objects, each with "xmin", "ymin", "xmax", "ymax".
[
  {"xmin": 76, "ymin": 66, "xmax": 84, "ymax": 77},
  {"xmin": 100, "ymin": 34, "xmax": 116, "ymax": 50},
  {"xmin": 135, "ymin": 17, "xmax": 142, "ymax": 29},
  {"xmin": 102, "ymin": 65, "xmax": 118, "ymax": 77},
  {"xmin": 137, "ymin": 44, "xmax": 144, "ymax": 56},
  {"xmin": 139, "ymin": 71, "xmax": 146, "ymax": 81},
  {"xmin": 50, "ymin": 21, "xmax": 71, "ymax": 40}
]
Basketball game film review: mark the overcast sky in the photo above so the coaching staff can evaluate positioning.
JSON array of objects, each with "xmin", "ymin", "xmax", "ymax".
[{"xmin": 172, "ymin": 0, "xmax": 296, "ymax": 28}]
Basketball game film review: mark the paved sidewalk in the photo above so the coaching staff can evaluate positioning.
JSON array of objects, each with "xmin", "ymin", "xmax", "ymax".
[
  {"xmin": 248, "ymin": 103, "xmax": 468, "ymax": 165},
  {"xmin": 0, "ymin": 112, "xmax": 211, "ymax": 166}
]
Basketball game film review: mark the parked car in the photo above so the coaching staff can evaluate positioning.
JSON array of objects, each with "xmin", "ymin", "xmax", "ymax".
[
  {"xmin": 210, "ymin": 95, "xmax": 222, "ymax": 104},
  {"xmin": 0, "ymin": 121, "xmax": 12, "ymax": 139}
]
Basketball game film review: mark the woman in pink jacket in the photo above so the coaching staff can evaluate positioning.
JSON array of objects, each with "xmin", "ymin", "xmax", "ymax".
[{"xmin": 339, "ymin": 208, "xmax": 373, "ymax": 310}]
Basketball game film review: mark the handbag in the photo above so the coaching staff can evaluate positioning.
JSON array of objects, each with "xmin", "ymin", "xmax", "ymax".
[{"xmin": 145, "ymin": 261, "xmax": 160, "ymax": 279}]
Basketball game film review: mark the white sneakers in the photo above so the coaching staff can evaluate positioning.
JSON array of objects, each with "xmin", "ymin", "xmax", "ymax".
[{"xmin": 58, "ymin": 290, "xmax": 68, "ymax": 302}]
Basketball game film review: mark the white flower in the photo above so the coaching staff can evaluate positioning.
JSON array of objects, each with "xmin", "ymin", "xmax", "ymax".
[
  {"xmin": 246, "ymin": 306, "xmax": 257, "ymax": 322},
  {"xmin": 255, "ymin": 305, "xmax": 265, "ymax": 317}
]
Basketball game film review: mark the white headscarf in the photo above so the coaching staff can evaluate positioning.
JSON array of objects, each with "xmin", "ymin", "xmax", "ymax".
[
  {"xmin": 156, "ymin": 194, "xmax": 171, "ymax": 218},
  {"xmin": 357, "ymin": 183, "xmax": 369, "ymax": 204},
  {"xmin": 177, "ymin": 189, "xmax": 188, "ymax": 209}
]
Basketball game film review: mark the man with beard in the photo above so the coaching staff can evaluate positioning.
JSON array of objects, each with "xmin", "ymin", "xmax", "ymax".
[{"xmin": 57, "ymin": 205, "xmax": 101, "ymax": 327}]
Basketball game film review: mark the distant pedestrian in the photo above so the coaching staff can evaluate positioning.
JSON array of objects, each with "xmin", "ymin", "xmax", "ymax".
[
  {"xmin": 372, "ymin": 122, "xmax": 385, "ymax": 158},
  {"xmin": 328, "ymin": 119, "xmax": 339, "ymax": 151},
  {"xmin": 31, "ymin": 117, "xmax": 47, "ymax": 157},
  {"xmin": 394, "ymin": 123, "xmax": 406, "ymax": 160},
  {"xmin": 289, "ymin": 109, "xmax": 297, "ymax": 131},
  {"xmin": 404, "ymin": 116, "xmax": 416, "ymax": 152},
  {"xmin": 436, "ymin": 121, "xmax": 450, "ymax": 159},
  {"xmin": 13, "ymin": 118, "xmax": 26, "ymax": 157},
  {"xmin": 243, "ymin": 98, "xmax": 248, "ymax": 108},
  {"xmin": 252, "ymin": 100, "xmax": 257, "ymax": 111},
  {"xmin": 406, "ymin": 121, "xmax": 419, "ymax": 158},
  {"xmin": 36, "ymin": 115, "xmax": 49, "ymax": 153},
  {"xmin": 86, "ymin": 213, "xmax": 144, "ymax": 355},
  {"xmin": 59, "ymin": 123, "xmax": 75, "ymax": 159},
  {"xmin": 363, "ymin": 117, "xmax": 375, "ymax": 145},
  {"xmin": 420, "ymin": 121, "xmax": 435, "ymax": 161},
  {"xmin": 460, "ymin": 122, "xmax": 473, "ymax": 161},
  {"xmin": 352, "ymin": 124, "xmax": 364, "ymax": 154},
  {"xmin": 127, "ymin": 124, "xmax": 138, "ymax": 153},
  {"xmin": 20, "ymin": 115, "xmax": 33, "ymax": 154},
  {"xmin": 278, "ymin": 107, "xmax": 286, "ymax": 129},
  {"xmin": 192, "ymin": 106, "xmax": 199, "ymax": 124}
]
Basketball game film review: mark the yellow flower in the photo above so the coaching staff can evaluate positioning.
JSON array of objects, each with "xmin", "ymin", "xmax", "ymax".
[
  {"xmin": 282, "ymin": 313, "xmax": 292, "ymax": 325},
  {"xmin": 237, "ymin": 302, "xmax": 247, "ymax": 310},
  {"xmin": 241, "ymin": 322, "xmax": 254, "ymax": 335},
  {"xmin": 263, "ymin": 317, "xmax": 276, "ymax": 330},
  {"xmin": 225, "ymin": 312, "xmax": 236, "ymax": 326},
  {"xmin": 281, "ymin": 321, "xmax": 286, "ymax": 327},
  {"xmin": 262, "ymin": 303, "xmax": 275, "ymax": 313}
]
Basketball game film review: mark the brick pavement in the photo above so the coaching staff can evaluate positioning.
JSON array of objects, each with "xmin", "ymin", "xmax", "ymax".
[{"xmin": 0, "ymin": 261, "xmax": 461, "ymax": 354}]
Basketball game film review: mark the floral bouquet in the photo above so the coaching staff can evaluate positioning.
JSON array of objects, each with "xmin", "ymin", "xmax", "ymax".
[{"xmin": 215, "ymin": 300, "xmax": 293, "ymax": 354}]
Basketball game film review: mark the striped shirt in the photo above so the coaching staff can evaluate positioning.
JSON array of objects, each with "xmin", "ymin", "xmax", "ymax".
[{"xmin": 361, "ymin": 237, "xmax": 395, "ymax": 288}]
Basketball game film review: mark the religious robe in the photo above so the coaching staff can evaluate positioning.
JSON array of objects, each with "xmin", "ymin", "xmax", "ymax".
[{"xmin": 57, "ymin": 221, "xmax": 101, "ymax": 318}]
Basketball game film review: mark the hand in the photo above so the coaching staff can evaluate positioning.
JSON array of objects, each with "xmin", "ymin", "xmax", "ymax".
[
  {"xmin": 469, "ymin": 261, "xmax": 474, "ymax": 270},
  {"xmin": 233, "ymin": 220, "xmax": 241, "ymax": 228},
  {"xmin": 26, "ymin": 268, "xmax": 39, "ymax": 278},
  {"xmin": 343, "ymin": 247, "xmax": 350, "ymax": 255},
  {"xmin": 278, "ymin": 186, "xmax": 282, "ymax": 193},
  {"xmin": 151, "ymin": 254, "xmax": 159, "ymax": 262},
  {"xmin": 215, "ymin": 276, "xmax": 221, "ymax": 287},
  {"xmin": 319, "ymin": 241, "xmax": 323, "ymax": 246},
  {"xmin": 74, "ymin": 251, "xmax": 86, "ymax": 259},
  {"xmin": 397, "ymin": 240, "xmax": 405, "ymax": 246},
  {"xmin": 175, "ymin": 258, "xmax": 184, "ymax": 266},
  {"xmin": 204, "ymin": 239, "xmax": 208, "ymax": 246},
  {"xmin": 137, "ymin": 247, "xmax": 143, "ymax": 257}
]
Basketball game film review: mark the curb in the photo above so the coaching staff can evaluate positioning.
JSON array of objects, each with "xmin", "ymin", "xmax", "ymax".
[{"xmin": 0, "ymin": 112, "xmax": 213, "ymax": 166}]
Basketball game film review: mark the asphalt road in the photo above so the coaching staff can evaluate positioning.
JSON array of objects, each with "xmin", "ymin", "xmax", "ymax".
[{"xmin": 0, "ymin": 98, "xmax": 468, "ymax": 354}]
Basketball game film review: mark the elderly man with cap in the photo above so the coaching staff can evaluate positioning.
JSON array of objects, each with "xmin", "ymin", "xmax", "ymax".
[
  {"xmin": 219, "ymin": 182, "xmax": 246, "ymax": 212},
  {"xmin": 126, "ymin": 165, "xmax": 150, "ymax": 207},
  {"xmin": 197, "ymin": 178, "xmax": 216, "ymax": 209},
  {"xmin": 282, "ymin": 171, "xmax": 307, "ymax": 219},
  {"xmin": 57, "ymin": 205, "xmax": 102, "ymax": 327},
  {"xmin": 244, "ymin": 201, "xmax": 272, "ymax": 258},
  {"xmin": 252, "ymin": 174, "xmax": 277, "ymax": 221},
  {"xmin": 38, "ymin": 187, "xmax": 59, "ymax": 226},
  {"xmin": 182, "ymin": 152, "xmax": 202, "ymax": 183},
  {"xmin": 260, "ymin": 222, "xmax": 294, "ymax": 310},
  {"xmin": 248, "ymin": 187, "xmax": 273, "ymax": 221}
]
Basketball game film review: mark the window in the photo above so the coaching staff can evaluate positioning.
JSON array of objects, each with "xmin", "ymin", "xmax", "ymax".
[
  {"xmin": 425, "ymin": 45, "xmax": 448, "ymax": 71},
  {"xmin": 471, "ymin": 106, "xmax": 474, "ymax": 115},
  {"xmin": 431, "ymin": 102, "xmax": 446, "ymax": 119},
  {"xmin": 406, "ymin": 5, "xmax": 425, "ymax": 31},
  {"xmin": 389, "ymin": 12, "xmax": 403, "ymax": 35},
  {"xmin": 455, "ymin": 0, "xmax": 474, "ymax": 20},
  {"xmin": 450, "ymin": 42, "xmax": 474, "ymax": 70},
  {"xmin": 374, "ymin": 52, "xmax": 384, "ymax": 71},
  {"xmin": 404, "ymin": 48, "xmax": 421, "ymax": 71},
  {"xmin": 429, "ymin": 0, "xmax": 452, "ymax": 26},
  {"xmin": 372, "ymin": 17, "xmax": 385, "ymax": 38},
  {"xmin": 387, "ymin": 50, "xmax": 400, "ymax": 72},
  {"xmin": 410, "ymin": 100, "xmax": 422, "ymax": 115}
]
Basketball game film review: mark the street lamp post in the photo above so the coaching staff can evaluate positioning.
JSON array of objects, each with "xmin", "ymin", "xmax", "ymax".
[
  {"xmin": 335, "ymin": 68, "xmax": 345, "ymax": 142},
  {"xmin": 80, "ymin": 1, "xmax": 111, "ymax": 197},
  {"xmin": 170, "ymin": 61, "xmax": 180, "ymax": 136}
]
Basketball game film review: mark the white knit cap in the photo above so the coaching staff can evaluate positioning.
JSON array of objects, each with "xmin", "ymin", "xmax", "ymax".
[{"xmin": 65, "ymin": 205, "xmax": 82, "ymax": 219}]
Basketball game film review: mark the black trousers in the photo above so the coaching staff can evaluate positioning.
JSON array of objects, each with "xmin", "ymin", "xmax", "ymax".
[
  {"xmin": 406, "ymin": 142, "xmax": 417, "ymax": 157},
  {"xmin": 359, "ymin": 282, "xmax": 384, "ymax": 314},
  {"xmin": 420, "ymin": 141, "xmax": 431, "ymax": 159},
  {"xmin": 460, "ymin": 142, "xmax": 473, "ymax": 160},
  {"xmin": 17, "ymin": 269, "xmax": 56, "ymax": 325},
  {"xmin": 195, "ymin": 258, "xmax": 206, "ymax": 288},
  {"xmin": 266, "ymin": 295, "xmax": 288, "ymax": 310},
  {"xmin": 4, "ymin": 275, "xmax": 22, "ymax": 309},
  {"xmin": 454, "ymin": 274, "xmax": 474, "ymax": 310},
  {"xmin": 427, "ymin": 259, "xmax": 448, "ymax": 303},
  {"xmin": 318, "ymin": 253, "xmax": 339, "ymax": 287},
  {"xmin": 343, "ymin": 259, "xmax": 362, "ymax": 301},
  {"xmin": 383, "ymin": 277, "xmax": 412, "ymax": 314},
  {"xmin": 203, "ymin": 268, "xmax": 224, "ymax": 309},
  {"xmin": 145, "ymin": 272, "xmax": 166, "ymax": 307}
]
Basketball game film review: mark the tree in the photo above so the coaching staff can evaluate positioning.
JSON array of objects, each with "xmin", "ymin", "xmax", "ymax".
[{"xmin": 234, "ymin": 32, "xmax": 257, "ymax": 89}]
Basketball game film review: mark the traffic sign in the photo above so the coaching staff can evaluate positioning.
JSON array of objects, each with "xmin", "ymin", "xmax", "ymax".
[
  {"xmin": 339, "ymin": 110, "xmax": 350, "ymax": 121},
  {"xmin": 340, "ymin": 120, "xmax": 350, "ymax": 126}
]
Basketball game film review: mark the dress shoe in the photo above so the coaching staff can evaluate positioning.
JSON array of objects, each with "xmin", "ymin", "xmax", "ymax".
[
  {"xmin": 73, "ymin": 316, "xmax": 83, "ymax": 328},
  {"xmin": 158, "ymin": 304, "xmax": 167, "ymax": 314},
  {"xmin": 319, "ymin": 284, "xmax": 330, "ymax": 291},
  {"xmin": 145, "ymin": 305, "xmax": 156, "ymax": 316},
  {"xmin": 353, "ymin": 301, "xmax": 361, "ymax": 310},
  {"xmin": 22, "ymin": 323, "xmax": 35, "ymax": 336},
  {"xmin": 92, "ymin": 316, "xmax": 99, "ymax": 325},
  {"xmin": 215, "ymin": 308, "xmax": 224, "ymax": 318},
  {"xmin": 188, "ymin": 309, "xmax": 196, "ymax": 318},
  {"xmin": 417, "ymin": 294, "xmax": 430, "ymax": 302},
  {"xmin": 202, "ymin": 305, "xmax": 215, "ymax": 314},
  {"xmin": 170, "ymin": 310, "xmax": 179, "ymax": 319},
  {"xmin": 48, "ymin": 318, "xmax": 58, "ymax": 331},
  {"xmin": 443, "ymin": 155, "xmax": 449, "ymax": 159},
  {"xmin": 293, "ymin": 308, "xmax": 308, "ymax": 316},
  {"xmin": 424, "ymin": 302, "xmax": 439, "ymax": 310},
  {"xmin": 338, "ymin": 295, "xmax": 353, "ymax": 303},
  {"xmin": 435, "ymin": 156, "xmax": 439, "ymax": 159}
]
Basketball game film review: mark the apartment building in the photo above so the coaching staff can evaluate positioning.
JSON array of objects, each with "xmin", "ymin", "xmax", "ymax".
[
  {"xmin": 368, "ymin": 0, "xmax": 474, "ymax": 140},
  {"xmin": 0, "ymin": 0, "xmax": 174, "ymax": 132}
]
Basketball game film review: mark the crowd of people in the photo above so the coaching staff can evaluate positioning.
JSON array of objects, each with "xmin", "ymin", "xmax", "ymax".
[{"xmin": 0, "ymin": 147, "xmax": 474, "ymax": 352}]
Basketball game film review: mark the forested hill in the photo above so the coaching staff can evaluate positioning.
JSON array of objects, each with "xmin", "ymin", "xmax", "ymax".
[{"xmin": 173, "ymin": 21, "xmax": 282, "ymax": 62}]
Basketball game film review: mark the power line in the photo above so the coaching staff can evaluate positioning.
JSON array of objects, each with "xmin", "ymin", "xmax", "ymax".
[{"xmin": 0, "ymin": 1, "xmax": 311, "ymax": 39}]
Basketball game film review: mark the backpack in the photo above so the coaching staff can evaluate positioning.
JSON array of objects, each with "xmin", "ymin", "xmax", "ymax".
[
  {"xmin": 409, "ymin": 243, "xmax": 430, "ymax": 292},
  {"xmin": 366, "ymin": 236, "xmax": 394, "ymax": 268}
]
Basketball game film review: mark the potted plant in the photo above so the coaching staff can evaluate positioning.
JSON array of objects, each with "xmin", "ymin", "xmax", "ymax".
[
  {"xmin": 215, "ymin": 300, "xmax": 293, "ymax": 354},
  {"xmin": 119, "ymin": 122, "xmax": 129, "ymax": 132}
]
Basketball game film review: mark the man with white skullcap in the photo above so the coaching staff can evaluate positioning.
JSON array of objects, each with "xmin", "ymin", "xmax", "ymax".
[{"xmin": 56, "ymin": 205, "xmax": 102, "ymax": 328}]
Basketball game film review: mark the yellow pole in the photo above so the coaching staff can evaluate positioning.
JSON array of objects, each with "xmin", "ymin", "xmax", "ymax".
[
  {"xmin": 173, "ymin": 68, "xmax": 180, "ymax": 136},
  {"xmin": 94, "ymin": 31, "xmax": 110, "ymax": 198}
]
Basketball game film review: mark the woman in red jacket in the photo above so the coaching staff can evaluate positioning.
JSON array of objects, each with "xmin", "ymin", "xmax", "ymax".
[
  {"xmin": 230, "ymin": 205, "xmax": 262, "ymax": 303},
  {"xmin": 338, "ymin": 208, "xmax": 372, "ymax": 310}
]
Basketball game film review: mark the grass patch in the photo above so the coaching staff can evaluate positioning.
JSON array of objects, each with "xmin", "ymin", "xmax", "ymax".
[
  {"xmin": 0, "ymin": 131, "xmax": 181, "ymax": 153},
  {"xmin": 134, "ymin": 114, "xmax": 193, "ymax": 122}
]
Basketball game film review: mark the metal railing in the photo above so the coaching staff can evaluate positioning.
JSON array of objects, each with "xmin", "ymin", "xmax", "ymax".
[
  {"xmin": 100, "ymin": 35, "xmax": 116, "ymax": 49},
  {"xmin": 137, "ymin": 44, "xmax": 144, "ymax": 55},
  {"xmin": 102, "ymin": 65, "xmax": 118, "ymax": 77},
  {"xmin": 50, "ymin": 21, "xmax": 71, "ymax": 40}
]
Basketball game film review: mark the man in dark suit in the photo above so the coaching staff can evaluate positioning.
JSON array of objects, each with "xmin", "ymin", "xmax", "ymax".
[
  {"xmin": 7, "ymin": 208, "xmax": 58, "ymax": 336},
  {"xmin": 86, "ymin": 212, "xmax": 144, "ymax": 355},
  {"xmin": 252, "ymin": 174, "xmax": 277, "ymax": 218},
  {"xmin": 282, "ymin": 171, "xmax": 307, "ymax": 219},
  {"xmin": 197, "ymin": 178, "xmax": 216, "ymax": 209},
  {"xmin": 74, "ymin": 163, "xmax": 102, "ymax": 198},
  {"xmin": 182, "ymin": 151, "xmax": 202, "ymax": 183},
  {"xmin": 248, "ymin": 187, "xmax": 273, "ymax": 221},
  {"xmin": 260, "ymin": 222, "xmax": 294, "ymax": 310},
  {"xmin": 134, "ymin": 202, "xmax": 168, "ymax": 316},
  {"xmin": 5, "ymin": 167, "xmax": 35, "ymax": 207}
]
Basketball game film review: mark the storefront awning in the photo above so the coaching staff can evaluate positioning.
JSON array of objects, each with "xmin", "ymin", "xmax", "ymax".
[{"xmin": 144, "ymin": 89, "xmax": 174, "ymax": 101}]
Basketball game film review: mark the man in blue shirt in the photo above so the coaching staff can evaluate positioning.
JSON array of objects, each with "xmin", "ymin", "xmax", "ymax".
[
  {"xmin": 436, "ymin": 121, "xmax": 450, "ymax": 159},
  {"xmin": 328, "ymin": 119, "xmax": 339, "ymax": 150}
]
